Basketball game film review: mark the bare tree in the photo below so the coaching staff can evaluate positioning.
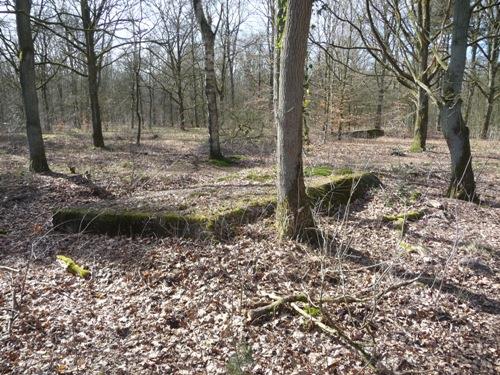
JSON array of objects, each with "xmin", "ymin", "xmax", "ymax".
[
  {"xmin": 477, "ymin": 0, "xmax": 499, "ymax": 139},
  {"xmin": 276, "ymin": 0, "xmax": 315, "ymax": 240},
  {"xmin": 440, "ymin": 0, "xmax": 476, "ymax": 200},
  {"xmin": 15, "ymin": 0, "xmax": 50, "ymax": 172},
  {"xmin": 193, "ymin": 0, "xmax": 223, "ymax": 159}
]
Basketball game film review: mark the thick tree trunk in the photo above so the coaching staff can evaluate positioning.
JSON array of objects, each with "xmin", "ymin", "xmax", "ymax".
[
  {"xmin": 440, "ymin": 0, "xmax": 476, "ymax": 200},
  {"xmin": 273, "ymin": 0, "xmax": 285, "ymax": 122},
  {"xmin": 193, "ymin": 0, "xmax": 223, "ymax": 159},
  {"xmin": 268, "ymin": 4, "xmax": 275, "ymax": 110},
  {"xmin": 276, "ymin": 0, "xmax": 315, "ymax": 241},
  {"xmin": 81, "ymin": 0, "xmax": 105, "ymax": 148},
  {"xmin": 410, "ymin": 0, "xmax": 430, "ymax": 152},
  {"xmin": 15, "ymin": 0, "xmax": 50, "ymax": 173},
  {"xmin": 410, "ymin": 86, "xmax": 429, "ymax": 152}
]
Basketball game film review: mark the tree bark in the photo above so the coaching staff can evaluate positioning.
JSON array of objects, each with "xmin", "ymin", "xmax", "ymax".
[
  {"xmin": 81, "ymin": 0, "xmax": 105, "ymax": 148},
  {"xmin": 440, "ymin": 0, "xmax": 476, "ymax": 200},
  {"xmin": 273, "ymin": 0, "xmax": 286, "ymax": 123},
  {"xmin": 193, "ymin": 0, "xmax": 223, "ymax": 160},
  {"xmin": 481, "ymin": 12, "xmax": 499, "ymax": 139},
  {"xmin": 410, "ymin": 86, "xmax": 429, "ymax": 152},
  {"xmin": 276, "ymin": 0, "xmax": 315, "ymax": 241},
  {"xmin": 15, "ymin": 0, "xmax": 50, "ymax": 173},
  {"xmin": 410, "ymin": 0, "xmax": 430, "ymax": 152}
]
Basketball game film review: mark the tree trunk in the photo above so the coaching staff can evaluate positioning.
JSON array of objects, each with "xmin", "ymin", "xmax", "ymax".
[
  {"xmin": 410, "ymin": 0, "xmax": 430, "ymax": 152},
  {"xmin": 81, "ymin": 0, "xmax": 105, "ymax": 148},
  {"xmin": 374, "ymin": 63, "xmax": 386, "ymax": 130},
  {"xmin": 190, "ymin": 28, "xmax": 200, "ymax": 127},
  {"xmin": 276, "ymin": 0, "xmax": 315, "ymax": 241},
  {"xmin": 15, "ymin": 0, "xmax": 50, "ymax": 173},
  {"xmin": 193, "ymin": 0, "xmax": 223, "ymax": 159},
  {"xmin": 481, "ymin": 23, "xmax": 499, "ymax": 139},
  {"xmin": 41, "ymin": 82, "xmax": 51, "ymax": 132},
  {"xmin": 177, "ymin": 68, "xmax": 186, "ymax": 131},
  {"xmin": 440, "ymin": 0, "xmax": 476, "ymax": 200},
  {"xmin": 464, "ymin": 39, "xmax": 477, "ymax": 126},
  {"xmin": 481, "ymin": 88, "xmax": 494, "ymax": 139},
  {"xmin": 273, "ymin": 0, "xmax": 286, "ymax": 122},
  {"xmin": 410, "ymin": 86, "xmax": 429, "ymax": 152}
]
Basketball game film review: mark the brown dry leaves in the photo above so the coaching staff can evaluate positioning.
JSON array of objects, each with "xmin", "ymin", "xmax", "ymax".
[{"xmin": 0, "ymin": 130, "xmax": 499, "ymax": 374}]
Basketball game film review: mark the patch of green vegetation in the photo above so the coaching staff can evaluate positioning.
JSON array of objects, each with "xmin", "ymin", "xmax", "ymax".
[
  {"xmin": 216, "ymin": 173, "xmax": 239, "ymax": 182},
  {"xmin": 304, "ymin": 165, "xmax": 333, "ymax": 177},
  {"xmin": 333, "ymin": 167, "xmax": 354, "ymax": 175},
  {"xmin": 409, "ymin": 139, "xmax": 425, "ymax": 153},
  {"xmin": 399, "ymin": 241, "xmax": 414, "ymax": 253},
  {"xmin": 303, "ymin": 304, "xmax": 321, "ymax": 317},
  {"xmin": 245, "ymin": 171, "xmax": 273, "ymax": 183},
  {"xmin": 52, "ymin": 208, "xmax": 210, "ymax": 238},
  {"xmin": 121, "ymin": 161, "xmax": 133, "ymax": 169},
  {"xmin": 227, "ymin": 342, "xmax": 253, "ymax": 375},
  {"xmin": 56, "ymin": 255, "xmax": 91, "ymax": 278},
  {"xmin": 209, "ymin": 156, "xmax": 243, "ymax": 168},
  {"xmin": 383, "ymin": 210, "xmax": 425, "ymax": 222},
  {"xmin": 0, "ymin": 228, "xmax": 8, "ymax": 236},
  {"xmin": 306, "ymin": 172, "xmax": 381, "ymax": 212},
  {"xmin": 409, "ymin": 190, "xmax": 422, "ymax": 203}
]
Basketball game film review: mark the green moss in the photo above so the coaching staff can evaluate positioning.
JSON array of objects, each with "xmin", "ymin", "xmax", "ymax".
[
  {"xmin": 306, "ymin": 172, "xmax": 381, "ymax": 212},
  {"xmin": 382, "ymin": 210, "xmax": 425, "ymax": 222},
  {"xmin": 56, "ymin": 255, "xmax": 91, "ymax": 278},
  {"xmin": 409, "ymin": 190, "xmax": 422, "ymax": 203},
  {"xmin": 52, "ymin": 208, "xmax": 210, "ymax": 238},
  {"xmin": 393, "ymin": 218, "xmax": 406, "ymax": 231},
  {"xmin": 216, "ymin": 173, "xmax": 239, "ymax": 182},
  {"xmin": 209, "ymin": 156, "xmax": 241, "ymax": 167},
  {"xmin": 210, "ymin": 195, "xmax": 276, "ymax": 236},
  {"xmin": 399, "ymin": 241, "xmax": 414, "ymax": 253},
  {"xmin": 409, "ymin": 142, "xmax": 424, "ymax": 153},
  {"xmin": 304, "ymin": 165, "xmax": 333, "ymax": 177},
  {"xmin": 333, "ymin": 167, "xmax": 354, "ymax": 175},
  {"xmin": 245, "ymin": 171, "xmax": 274, "ymax": 182},
  {"xmin": 303, "ymin": 304, "xmax": 321, "ymax": 317},
  {"xmin": 0, "ymin": 228, "xmax": 7, "ymax": 236}
]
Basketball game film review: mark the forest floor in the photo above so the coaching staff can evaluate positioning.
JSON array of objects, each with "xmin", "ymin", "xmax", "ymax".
[{"xmin": 0, "ymin": 127, "xmax": 499, "ymax": 374}]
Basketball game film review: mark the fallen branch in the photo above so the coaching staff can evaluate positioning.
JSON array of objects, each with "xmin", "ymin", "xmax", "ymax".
[
  {"xmin": 290, "ymin": 302, "xmax": 377, "ymax": 371},
  {"xmin": 247, "ymin": 293, "xmax": 308, "ymax": 322},
  {"xmin": 0, "ymin": 266, "xmax": 20, "ymax": 273},
  {"xmin": 248, "ymin": 293, "xmax": 368, "ymax": 323}
]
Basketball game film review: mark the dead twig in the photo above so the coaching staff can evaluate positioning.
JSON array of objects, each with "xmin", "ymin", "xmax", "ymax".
[{"xmin": 0, "ymin": 266, "xmax": 20, "ymax": 273}]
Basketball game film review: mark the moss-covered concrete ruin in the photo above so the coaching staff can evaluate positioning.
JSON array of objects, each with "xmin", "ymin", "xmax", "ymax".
[{"xmin": 53, "ymin": 171, "xmax": 380, "ymax": 239}]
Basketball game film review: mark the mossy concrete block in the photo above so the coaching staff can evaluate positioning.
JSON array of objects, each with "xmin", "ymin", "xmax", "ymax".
[
  {"xmin": 306, "ymin": 172, "xmax": 381, "ymax": 212},
  {"xmin": 346, "ymin": 129, "xmax": 384, "ymax": 139},
  {"xmin": 52, "ymin": 172, "xmax": 379, "ymax": 238},
  {"xmin": 52, "ymin": 208, "xmax": 210, "ymax": 238},
  {"xmin": 210, "ymin": 196, "xmax": 276, "ymax": 236},
  {"xmin": 52, "ymin": 197, "xmax": 277, "ymax": 239}
]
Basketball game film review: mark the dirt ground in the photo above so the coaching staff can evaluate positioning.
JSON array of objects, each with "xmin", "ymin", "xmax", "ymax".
[{"xmin": 0, "ymin": 128, "xmax": 499, "ymax": 374}]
